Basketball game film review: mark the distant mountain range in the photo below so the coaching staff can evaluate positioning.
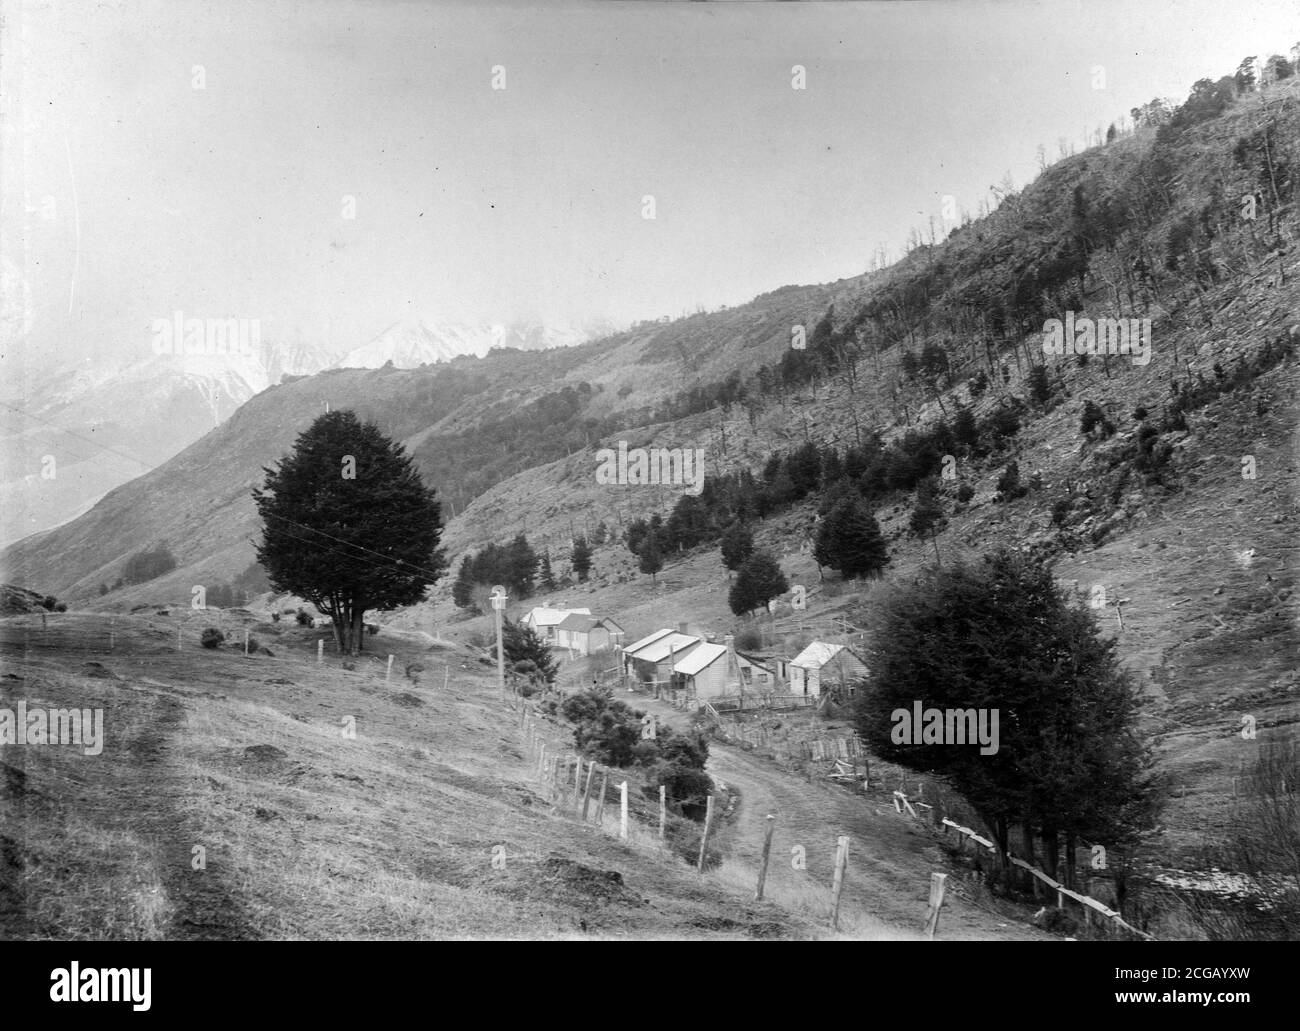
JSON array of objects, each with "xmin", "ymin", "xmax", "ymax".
[
  {"xmin": 336, "ymin": 317, "xmax": 614, "ymax": 369},
  {"xmin": 0, "ymin": 315, "xmax": 615, "ymax": 545}
]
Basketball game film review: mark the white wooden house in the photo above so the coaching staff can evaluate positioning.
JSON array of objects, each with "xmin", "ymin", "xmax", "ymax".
[
  {"xmin": 621, "ymin": 628, "xmax": 703, "ymax": 684},
  {"xmin": 521, "ymin": 606, "xmax": 591, "ymax": 644},
  {"xmin": 789, "ymin": 642, "xmax": 868, "ymax": 697}
]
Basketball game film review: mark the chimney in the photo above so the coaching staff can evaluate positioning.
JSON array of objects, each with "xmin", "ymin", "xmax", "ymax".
[
  {"xmin": 678, "ymin": 621, "xmax": 690, "ymax": 636},
  {"xmin": 724, "ymin": 634, "xmax": 738, "ymax": 689}
]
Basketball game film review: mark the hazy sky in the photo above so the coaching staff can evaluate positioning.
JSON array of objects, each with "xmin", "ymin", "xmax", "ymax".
[{"xmin": 2, "ymin": 0, "xmax": 1297, "ymax": 365}]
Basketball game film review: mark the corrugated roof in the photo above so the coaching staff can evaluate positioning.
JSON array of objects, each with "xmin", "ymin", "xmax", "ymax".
[
  {"xmin": 631, "ymin": 632, "xmax": 702, "ymax": 664},
  {"xmin": 791, "ymin": 641, "xmax": 854, "ymax": 669},
  {"xmin": 675, "ymin": 642, "xmax": 728, "ymax": 676},
  {"xmin": 622, "ymin": 627, "xmax": 674, "ymax": 655},
  {"xmin": 557, "ymin": 613, "xmax": 600, "ymax": 631},
  {"xmin": 524, "ymin": 606, "xmax": 591, "ymax": 627}
]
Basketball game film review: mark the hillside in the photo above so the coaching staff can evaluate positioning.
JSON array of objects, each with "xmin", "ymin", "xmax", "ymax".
[
  {"xmin": 3, "ymin": 60, "xmax": 1300, "ymax": 935},
  {"xmin": 0, "ymin": 607, "xmax": 1049, "ymax": 940}
]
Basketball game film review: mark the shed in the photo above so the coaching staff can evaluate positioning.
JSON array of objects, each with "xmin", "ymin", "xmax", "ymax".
[{"xmin": 788, "ymin": 642, "xmax": 868, "ymax": 697}]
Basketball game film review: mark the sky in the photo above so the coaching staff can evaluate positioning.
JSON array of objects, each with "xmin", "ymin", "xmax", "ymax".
[{"xmin": 2, "ymin": 0, "xmax": 1297, "ymax": 366}]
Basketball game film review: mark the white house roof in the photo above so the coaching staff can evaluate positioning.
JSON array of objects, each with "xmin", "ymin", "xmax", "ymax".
[
  {"xmin": 630, "ymin": 632, "xmax": 702, "ymax": 664},
  {"xmin": 622, "ymin": 627, "xmax": 675, "ymax": 655},
  {"xmin": 524, "ymin": 606, "xmax": 591, "ymax": 627},
  {"xmin": 674, "ymin": 642, "xmax": 728, "ymax": 677},
  {"xmin": 790, "ymin": 641, "xmax": 858, "ymax": 669}
]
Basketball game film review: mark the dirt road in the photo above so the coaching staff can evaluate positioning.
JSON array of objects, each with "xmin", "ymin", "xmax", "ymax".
[{"xmin": 639, "ymin": 695, "xmax": 1053, "ymax": 941}]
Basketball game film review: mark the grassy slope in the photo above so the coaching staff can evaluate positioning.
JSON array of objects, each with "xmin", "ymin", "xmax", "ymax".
[{"xmin": 0, "ymin": 610, "xmax": 845, "ymax": 940}]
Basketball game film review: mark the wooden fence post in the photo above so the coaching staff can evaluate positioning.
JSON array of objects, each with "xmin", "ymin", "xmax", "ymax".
[
  {"xmin": 924, "ymin": 872, "xmax": 948, "ymax": 940},
  {"xmin": 619, "ymin": 781, "xmax": 629, "ymax": 841},
  {"xmin": 830, "ymin": 836, "xmax": 849, "ymax": 930},
  {"xmin": 581, "ymin": 761, "xmax": 597, "ymax": 820},
  {"xmin": 755, "ymin": 814, "xmax": 776, "ymax": 900},
  {"xmin": 595, "ymin": 768, "xmax": 609, "ymax": 826},
  {"xmin": 177, "ymin": 626, "xmax": 182, "ymax": 652},
  {"xmin": 696, "ymin": 795, "xmax": 715, "ymax": 872},
  {"xmin": 386, "ymin": 654, "xmax": 394, "ymax": 681},
  {"xmin": 244, "ymin": 629, "xmax": 250, "ymax": 656},
  {"xmin": 538, "ymin": 743, "xmax": 547, "ymax": 779},
  {"xmin": 659, "ymin": 785, "xmax": 667, "ymax": 840},
  {"xmin": 317, "ymin": 640, "xmax": 324, "ymax": 664},
  {"xmin": 574, "ymin": 758, "xmax": 584, "ymax": 813}
]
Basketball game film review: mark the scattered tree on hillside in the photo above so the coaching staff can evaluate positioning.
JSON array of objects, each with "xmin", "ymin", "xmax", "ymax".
[
  {"xmin": 253, "ymin": 410, "xmax": 445, "ymax": 655},
  {"xmin": 728, "ymin": 550, "xmax": 788, "ymax": 616},
  {"xmin": 571, "ymin": 536, "xmax": 593, "ymax": 582},
  {"xmin": 638, "ymin": 533, "xmax": 664, "ymax": 583},
  {"xmin": 909, "ymin": 477, "xmax": 945, "ymax": 564},
  {"xmin": 719, "ymin": 521, "xmax": 755, "ymax": 576},
  {"xmin": 814, "ymin": 496, "xmax": 890, "ymax": 580},
  {"xmin": 538, "ymin": 551, "xmax": 556, "ymax": 592}
]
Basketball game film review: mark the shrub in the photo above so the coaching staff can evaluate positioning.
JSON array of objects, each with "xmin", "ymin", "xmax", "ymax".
[
  {"xmin": 995, "ymin": 461, "xmax": 1028, "ymax": 501},
  {"xmin": 956, "ymin": 482, "xmax": 975, "ymax": 503},
  {"xmin": 201, "ymin": 628, "xmax": 224, "ymax": 649},
  {"xmin": 295, "ymin": 608, "xmax": 314, "ymax": 626},
  {"xmin": 271, "ymin": 611, "xmax": 281, "ymax": 622},
  {"xmin": 1051, "ymin": 497, "xmax": 1073, "ymax": 526},
  {"xmin": 366, "ymin": 623, "xmax": 379, "ymax": 635},
  {"xmin": 1132, "ymin": 406, "xmax": 1148, "ymax": 421},
  {"xmin": 41, "ymin": 596, "xmax": 57, "ymax": 611},
  {"xmin": 54, "ymin": 603, "xmax": 67, "ymax": 613},
  {"xmin": 245, "ymin": 635, "xmax": 260, "ymax": 653},
  {"xmin": 735, "ymin": 628, "xmax": 763, "ymax": 652}
]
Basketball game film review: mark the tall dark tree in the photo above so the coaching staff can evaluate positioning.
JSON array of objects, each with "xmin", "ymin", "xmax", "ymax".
[
  {"xmin": 719, "ymin": 521, "xmax": 755, "ymax": 576},
  {"xmin": 856, "ymin": 549, "xmax": 1159, "ymax": 876},
  {"xmin": 814, "ymin": 495, "xmax": 890, "ymax": 580},
  {"xmin": 538, "ymin": 551, "xmax": 557, "ymax": 592},
  {"xmin": 253, "ymin": 410, "xmax": 445, "ymax": 655},
  {"xmin": 508, "ymin": 533, "xmax": 537, "ymax": 597},
  {"xmin": 452, "ymin": 556, "xmax": 477, "ymax": 609},
  {"xmin": 638, "ymin": 533, "xmax": 664, "ymax": 583},
  {"xmin": 571, "ymin": 536, "xmax": 593, "ymax": 582},
  {"xmin": 728, "ymin": 550, "xmax": 788, "ymax": 617},
  {"xmin": 909, "ymin": 476, "xmax": 945, "ymax": 564},
  {"xmin": 502, "ymin": 618, "xmax": 560, "ymax": 686}
]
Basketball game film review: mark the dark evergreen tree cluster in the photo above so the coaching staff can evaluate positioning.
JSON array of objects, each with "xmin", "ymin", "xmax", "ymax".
[
  {"xmin": 122, "ymin": 546, "xmax": 178, "ymax": 585},
  {"xmin": 452, "ymin": 533, "xmax": 540, "ymax": 612},
  {"xmin": 856, "ymin": 549, "xmax": 1161, "ymax": 887}
]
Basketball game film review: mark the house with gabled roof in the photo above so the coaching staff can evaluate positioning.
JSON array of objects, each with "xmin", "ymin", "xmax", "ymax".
[
  {"xmin": 521, "ymin": 606, "xmax": 591, "ymax": 644},
  {"xmin": 789, "ymin": 641, "xmax": 868, "ymax": 697},
  {"xmin": 621, "ymin": 626, "xmax": 704, "ymax": 684},
  {"xmin": 554, "ymin": 613, "xmax": 626, "ymax": 655}
]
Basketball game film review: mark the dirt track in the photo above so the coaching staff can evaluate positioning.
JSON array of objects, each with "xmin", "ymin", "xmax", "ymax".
[{"xmin": 639, "ymin": 695, "xmax": 1053, "ymax": 941}]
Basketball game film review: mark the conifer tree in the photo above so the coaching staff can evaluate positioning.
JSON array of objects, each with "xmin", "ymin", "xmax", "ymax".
[{"xmin": 253, "ymin": 410, "xmax": 445, "ymax": 654}]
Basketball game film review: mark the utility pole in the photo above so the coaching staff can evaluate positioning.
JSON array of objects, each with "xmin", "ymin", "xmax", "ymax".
[{"xmin": 490, "ymin": 585, "xmax": 508, "ymax": 697}]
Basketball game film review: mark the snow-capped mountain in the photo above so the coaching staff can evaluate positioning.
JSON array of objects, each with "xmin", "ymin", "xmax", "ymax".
[{"xmin": 334, "ymin": 316, "xmax": 614, "ymax": 370}]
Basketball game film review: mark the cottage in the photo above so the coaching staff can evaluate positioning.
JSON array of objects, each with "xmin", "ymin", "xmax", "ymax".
[
  {"xmin": 788, "ymin": 642, "xmax": 868, "ymax": 697},
  {"xmin": 554, "ymin": 613, "xmax": 625, "ymax": 655},
  {"xmin": 621, "ymin": 628, "xmax": 704, "ymax": 685},
  {"xmin": 736, "ymin": 651, "xmax": 776, "ymax": 689},
  {"xmin": 521, "ymin": 606, "xmax": 591, "ymax": 644},
  {"xmin": 673, "ymin": 642, "xmax": 731, "ymax": 699}
]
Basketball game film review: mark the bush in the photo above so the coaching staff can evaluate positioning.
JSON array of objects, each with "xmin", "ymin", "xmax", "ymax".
[
  {"xmin": 734, "ymin": 628, "xmax": 763, "ymax": 652},
  {"xmin": 54, "ymin": 602, "xmax": 67, "ymax": 613},
  {"xmin": 366, "ymin": 623, "xmax": 379, "ymax": 635},
  {"xmin": 270, "ymin": 611, "xmax": 281, "ymax": 622},
  {"xmin": 245, "ymin": 635, "xmax": 260, "ymax": 654},
  {"xmin": 295, "ymin": 608, "xmax": 314, "ymax": 626},
  {"xmin": 955, "ymin": 482, "xmax": 975, "ymax": 503},
  {"xmin": 201, "ymin": 628, "xmax": 224, "ymax": 649},
  {"xmin": 41, "ymin": 596, "xmax": 57, "ymax": 611},
  {"xmin": 995, "ymin": 461, "xmax": 1028, "ymax": 502}
]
